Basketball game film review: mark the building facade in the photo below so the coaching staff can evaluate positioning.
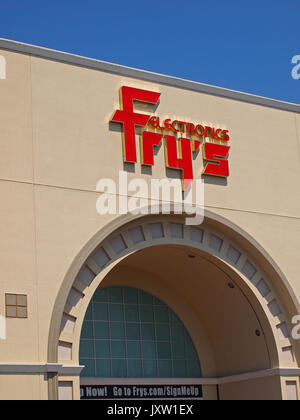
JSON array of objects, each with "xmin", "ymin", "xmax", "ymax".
[{"xmin": 0, "ymin": 39, "xmax": 300, "ymax": 400}]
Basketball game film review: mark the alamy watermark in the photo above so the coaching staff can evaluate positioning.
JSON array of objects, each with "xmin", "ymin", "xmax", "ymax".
[
  {"xmin": 291, "ymin": 55, "xmax": 300, "ymax": 80},
  {"xmin": 0, "ymin": 315, "xmax": 6, "ymax": 340},
  {"xmin": 96, "ymin": 171, "xmax": 204, "ymax": 226},
  {"xmin": 0, "ymin": 56, "xmax": 6, "ymax": 80},
  {"xmin": 292, "ymin": 315, "xmax": 300, "ymax": 340}
]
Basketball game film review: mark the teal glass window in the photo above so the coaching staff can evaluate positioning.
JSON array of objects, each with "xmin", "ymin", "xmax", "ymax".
[{"xmin": 80, "ymin": 286, "xmax": 202, "ymax": 378}]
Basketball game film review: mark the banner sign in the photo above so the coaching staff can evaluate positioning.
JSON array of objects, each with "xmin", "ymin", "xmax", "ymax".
[{"xmin": 80, "ymin": 384, "xmax": 203, "ymax": 400}]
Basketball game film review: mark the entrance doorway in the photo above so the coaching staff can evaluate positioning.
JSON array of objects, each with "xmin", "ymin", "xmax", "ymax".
[{"xmin": 51, "ymin": 215, "xmax": 300, "ymax": 400}]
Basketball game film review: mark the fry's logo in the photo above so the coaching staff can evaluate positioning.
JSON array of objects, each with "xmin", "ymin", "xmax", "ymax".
[{"xmin": 111, "ymin": 86, "xmax": 230, "ymax": 190}]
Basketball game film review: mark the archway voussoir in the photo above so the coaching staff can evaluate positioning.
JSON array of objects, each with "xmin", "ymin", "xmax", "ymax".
[{"xmin": 48, "ymin": 212, "xmax": 300, "ymax": 400}]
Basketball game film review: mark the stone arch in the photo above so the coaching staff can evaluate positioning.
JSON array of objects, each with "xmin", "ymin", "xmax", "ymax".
[
  {"xmin": 48, "ymin": 210, "xmax": 300, "ymax": 399},
  {"xmin": 0, "ymin": 55, "xmax": 6, "ymax": 79}
]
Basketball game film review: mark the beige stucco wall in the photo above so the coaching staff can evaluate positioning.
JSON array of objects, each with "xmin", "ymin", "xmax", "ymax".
[
  {"xmin": 0, "ymin": 374, "xmax": 49, "ymax": 400},
  {"xmin": 219, "ymin": 376, "xmax": 283, "ymax": 401},
  {"xmin": 0, "ymin": 47, "xmax": 299, "ymax": 400}
]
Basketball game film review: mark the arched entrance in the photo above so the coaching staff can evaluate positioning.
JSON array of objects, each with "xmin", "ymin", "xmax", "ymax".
[{"xmin": 48, "ymin": 212, "xmax": 300, "ymax": 400}]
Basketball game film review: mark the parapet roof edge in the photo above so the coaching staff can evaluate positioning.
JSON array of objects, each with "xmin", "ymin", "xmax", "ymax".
[{"xmin": 0, "ymin": 38, "xmax": 299, "ymax": 114}]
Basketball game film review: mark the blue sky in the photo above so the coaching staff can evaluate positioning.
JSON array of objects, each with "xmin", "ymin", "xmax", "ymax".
[{"xmin": 0, "ymin": 0, "xmax": 299, "ymax": 104}]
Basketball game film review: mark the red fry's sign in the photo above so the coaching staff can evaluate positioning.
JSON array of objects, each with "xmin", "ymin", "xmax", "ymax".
[{"xmin": 111, "ymin": 86, "xmax": 230, "ymax": 190}]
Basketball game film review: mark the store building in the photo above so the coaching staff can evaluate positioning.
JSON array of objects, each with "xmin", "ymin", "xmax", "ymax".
[{"xmin": 0, "ymin": 39, "xmax": 300, "ymax": 400}]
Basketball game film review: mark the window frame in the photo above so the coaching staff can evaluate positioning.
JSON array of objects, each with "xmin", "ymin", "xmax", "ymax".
[{"xmin": 5, "ymin": 293, "xmax": 28, "ymax": 319}]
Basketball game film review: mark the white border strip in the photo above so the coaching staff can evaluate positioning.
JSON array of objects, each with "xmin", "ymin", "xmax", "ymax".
[
  {"xmin": 80, "ymin": 378, "xmax": 218, "ymax": 386},
  {"xmin": 0, "ymin": 365, "xmax": 299, "ymax": 384},
  {"xmin": 218, "ymin": 368, "xmax": 300, "ymax": 385},
  {"xmin": 81, "ymin": 369, "xmax": 300, "ymax": 386},
  {"xmin": 0, "ymin": 315, "xmax": 6, "ymax": 339},
  {"xmin": 0, "ymin": 55, "xmax": 6, "ymax": 80},
  {"xmin": 0, "ymin": 364, "xmax": 84, "ymax": 375}
]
